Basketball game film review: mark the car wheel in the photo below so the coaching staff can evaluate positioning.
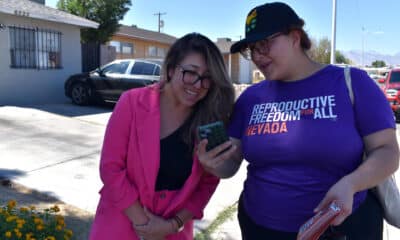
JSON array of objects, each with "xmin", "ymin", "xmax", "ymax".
[{"xmin": 70, "ymin": 83, "xmax": 91, "ymax": 105}]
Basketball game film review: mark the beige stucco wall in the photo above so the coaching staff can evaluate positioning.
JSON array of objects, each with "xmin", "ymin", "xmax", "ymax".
[
  {"xmin": 0, "ymin": 13, "xmax": 83, "ymax": 105},
  {"xmin": 110, "ymin": 35, "xmax": 171, "ymax": 60}
]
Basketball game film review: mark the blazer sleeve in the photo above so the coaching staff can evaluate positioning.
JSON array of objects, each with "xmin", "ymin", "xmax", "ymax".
[
  {"xmin": 182, "ymin": 171, "xmax": 220, "ymax": 219},
  {"xmin": 99, "ymin": 92, "xmax": 139, "ymax": 211}
]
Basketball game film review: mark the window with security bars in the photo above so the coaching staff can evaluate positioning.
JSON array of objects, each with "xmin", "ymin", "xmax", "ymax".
[{"xmin": 9, "ymin": 26, "xmax": 62, "ymax": 69}]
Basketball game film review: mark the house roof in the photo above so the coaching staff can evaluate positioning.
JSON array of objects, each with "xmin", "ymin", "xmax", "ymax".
[
  {"xmin": 215, "ymin": 38, "xmax": 236, "ymax": 54},
  {"xmin": 115, "ymin": 25, "xmax": 177, "ymax": 44},
  {"xmin": 0, "ymin": 0, "xmax": 98, "ymax": 28}
]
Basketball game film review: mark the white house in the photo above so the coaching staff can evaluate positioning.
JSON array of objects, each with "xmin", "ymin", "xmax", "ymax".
[
  {"xmin": 215, "ymin": 38, "xmax": 252, "ymax": 84},
  {"xmin": 0, "ymin": 0, "xmax": 98, "ymax": 105}
]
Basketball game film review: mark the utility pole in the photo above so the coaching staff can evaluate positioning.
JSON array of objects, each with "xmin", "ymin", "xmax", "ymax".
[
  {"xmin": 362, "ymin": 26, "xmax": 365, "ymax": 67},
  {"xmin": 153, "ymin": 12, "xmax": 166, "ymax": 32},
  {"xmin": 330, "ymin": 0, "xmax": 337, "ymax": 64}
]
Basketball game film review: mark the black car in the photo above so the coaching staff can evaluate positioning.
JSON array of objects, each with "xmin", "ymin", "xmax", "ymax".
[{"xmin": 64, "ymin": 59, "xmax": 162, "ymax": 105}]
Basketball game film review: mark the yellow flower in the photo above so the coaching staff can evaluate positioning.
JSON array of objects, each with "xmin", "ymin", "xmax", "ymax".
[
  {"xmin": 36, "ymin": 224, "xmax": 44, "ymax": 231},
  {"xmin": 17, "ymin": 219, "xmax": 26, "ymax": 224},
  {"xmin": 64, "ymin": 229, "xmax": 73, "ymax": 237},
  {"xmin": 6, "ymin": 216, "xmax": 17, "ymax": 222},
  {"xmin": 51, "ymin": 205, "xmax": 60, "ymax": 212},
  {"xmin": 20, "ymin": 207, "xmax": 29, "ymax": 213},
  {"xmin": 44, "ymin": 236, "xmax": 56, "ymax": 240},
  {"xmin": 25, "ymin": 232, "xmax": 33, "ymax": 240},
  {"xmin": 16, "ymin": 219, "xmax": 25, "ymax": 228},
  {"xmin": 29, "ymin": 205, "xmax": 36, "ymax": 210},
  {"xmin": 5, "ymin": 231, "xmax": 12, "ymax": 238},
  {"xmin": 57, "ymin": 218, "xmax": 65, "ymax": 226},
  {"xmin": 63, "ymin": 236, "xmax": 70, "ymax": 240},
  {"xmin": 56, "ymin": 225, "xmax": 63, "ymax": 231},
  {"xmin": 7, "ymin": 200, "xmax": 17, "ymax": 209},
  {"xmin": 15, "ymin": 231, "xmax": 22, "ymax": 238},
  {"xmin": 33, "ymin": 217, "xmax": 43, "ymax": 225}
]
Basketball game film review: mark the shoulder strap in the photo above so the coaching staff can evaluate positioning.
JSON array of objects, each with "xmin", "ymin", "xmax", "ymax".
[{"xmin": 344, "ymin": 66, "xmax": 354, "ymax": 105}]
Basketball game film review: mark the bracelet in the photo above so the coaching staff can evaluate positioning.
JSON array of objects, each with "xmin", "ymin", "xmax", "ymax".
[
  {"xmin": 134, "ymin": 222, "xmax": 148, "ymax": 227},
  {"xmin": 173, "ymin": 215, "xmax": 184, "ymax": 228},
  {"xmin": 170, "ymin": 215, "xmax": 184, "ymax": 233}
]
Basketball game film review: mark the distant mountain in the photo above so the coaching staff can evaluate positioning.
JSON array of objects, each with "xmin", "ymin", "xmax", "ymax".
[{"xmin": 342, "ymin": 50, "xmax": 400, "ymax": 66}]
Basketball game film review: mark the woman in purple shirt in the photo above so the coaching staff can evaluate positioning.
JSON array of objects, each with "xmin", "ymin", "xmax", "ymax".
[{"xmin": 198, "ymin": 2, "xmax": 399, "ymax": 240}]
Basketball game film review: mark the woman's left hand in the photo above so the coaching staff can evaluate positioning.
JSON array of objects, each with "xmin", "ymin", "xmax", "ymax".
[
  {"xmin": 133, "ymin": 208, "xmax": 174, "ymax": 240},
  {"xmin": 314, "ymin": 176, "xmax": 356, "ymax": 226}
]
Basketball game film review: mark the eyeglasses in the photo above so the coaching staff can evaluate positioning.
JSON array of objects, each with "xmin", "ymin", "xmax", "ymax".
[
  {"xmin": 178, "ymin": 65, "xmax": 212, "ymax": 89},
  {"xmin": 240, "ymin": 32, "xmax": 283, "ymax": 60}
]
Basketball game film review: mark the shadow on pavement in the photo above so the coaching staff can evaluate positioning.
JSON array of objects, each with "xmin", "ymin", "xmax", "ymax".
[
  {"xmin": 15, "ymin": 101, "xmax": 115, "ymax": 118},
  {"xmin": 0, "ymin": 168, "xmax": 25, "ymax": 181}
]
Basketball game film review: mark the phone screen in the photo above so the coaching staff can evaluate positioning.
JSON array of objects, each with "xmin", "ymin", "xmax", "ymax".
[{"xmin": 197, "ymin": 121, "xmax": 229, "ymax": 151}]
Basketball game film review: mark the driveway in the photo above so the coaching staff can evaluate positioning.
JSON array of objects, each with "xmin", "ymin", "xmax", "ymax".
[{"xmin": 0, "ymin": 103, "xmax": 112, "ymax": 213}]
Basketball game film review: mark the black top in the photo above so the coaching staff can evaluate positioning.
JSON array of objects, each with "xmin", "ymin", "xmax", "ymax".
[{"xmin": 155, "ymin": 124, "xmax": 193, "ymax": 191}]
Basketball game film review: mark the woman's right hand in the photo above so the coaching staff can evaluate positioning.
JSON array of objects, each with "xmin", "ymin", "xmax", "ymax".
[{"xmin": 197, "ymin": 138, "xmax": 241, "ymax": 178}]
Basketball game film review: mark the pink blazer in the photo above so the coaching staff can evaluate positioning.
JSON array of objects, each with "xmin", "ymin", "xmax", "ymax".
[{"xmin": 90, "ymin": 86, "xmax": 220, "ymax": 240}]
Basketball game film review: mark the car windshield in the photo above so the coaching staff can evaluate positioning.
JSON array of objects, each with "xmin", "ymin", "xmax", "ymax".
[
  {"xmin": 101, "ymin": 61, "xmax": 130, "ymax": 74},
  {"xmin": 390, "ymin": 71, "xmax": 400, "ymax": 83}
]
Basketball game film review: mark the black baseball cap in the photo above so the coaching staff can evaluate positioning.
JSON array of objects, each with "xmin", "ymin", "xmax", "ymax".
[{"xmin": 230, "ymin": 2, "xmax": 303, "ymax": 53}]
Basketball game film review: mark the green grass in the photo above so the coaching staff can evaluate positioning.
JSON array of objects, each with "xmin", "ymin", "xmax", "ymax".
[{"xmin": 194, "ymin": 201, "xmax": 238, "ymax": 240}]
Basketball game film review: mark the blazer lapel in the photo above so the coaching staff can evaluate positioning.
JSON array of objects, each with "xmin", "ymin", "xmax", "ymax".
[{"xmin": 136, "ymin": 86, "xmax": 160, "ymax": 196}]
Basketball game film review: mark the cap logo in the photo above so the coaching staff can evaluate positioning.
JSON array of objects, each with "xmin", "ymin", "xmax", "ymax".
[{"xmin": 246, "ymin": 9, "xmax": 257, "ymax": 33}]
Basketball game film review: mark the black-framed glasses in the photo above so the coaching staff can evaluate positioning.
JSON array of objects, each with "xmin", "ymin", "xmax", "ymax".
[
  {"xmin": 240, "ymin": 32, "xmax": 283, "ymax": 60},
  {"xmin": 178, "ymin": 65, "xmax": 211, "ymax": 89}
]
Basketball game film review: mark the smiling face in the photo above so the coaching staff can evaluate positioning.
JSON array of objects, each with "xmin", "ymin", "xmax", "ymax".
[{"xmin": 167, "ymin": 52, "xmax": 210, "ymax": 108}]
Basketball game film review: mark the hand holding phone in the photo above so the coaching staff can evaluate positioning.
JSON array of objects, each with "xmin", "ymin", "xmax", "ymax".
[{"xmin": 197, "ymin": 121, "xmax": 230, "ymax": 152}]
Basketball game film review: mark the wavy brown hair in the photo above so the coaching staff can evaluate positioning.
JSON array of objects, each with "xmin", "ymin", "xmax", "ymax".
[{"xmin": 161, "ymin": 33, "xmax": 235, "ymax": 146}]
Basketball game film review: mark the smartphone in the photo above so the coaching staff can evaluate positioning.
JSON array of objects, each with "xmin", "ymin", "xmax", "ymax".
[{"xmin": 197, "ymin": 121, "xmax": 230, "ymax": 152}]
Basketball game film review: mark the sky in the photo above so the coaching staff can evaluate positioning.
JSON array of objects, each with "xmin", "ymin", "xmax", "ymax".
[{"xmin": 46, "ymin": 0, "xmax": 400, "ymax": 55}]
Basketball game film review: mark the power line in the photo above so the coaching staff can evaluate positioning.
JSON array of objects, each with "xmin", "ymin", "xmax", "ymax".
[{"xmin": 153, "ymin": 12, "xmax": 166, "ymax": 32}]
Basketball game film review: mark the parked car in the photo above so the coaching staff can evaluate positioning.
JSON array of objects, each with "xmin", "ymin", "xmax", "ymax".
[
  {"xmin": 369, "ymin": 73, "xmax": 386, "ymax": 90},
  {"xmin": 379, "ymin": 68, "xmax": 400, "ymax": 120},
  {"xmin": 64, "ymin": 59, "xmax": 162, "ymax": 105}
]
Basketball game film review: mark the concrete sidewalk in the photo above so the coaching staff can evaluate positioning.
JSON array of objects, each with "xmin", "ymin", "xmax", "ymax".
[
  {"xmin": 0, "ymin": 104, "xmax": 399, "ymax": 239},
  {"xmin": 0, "ymin": 104, "xmax": 245, "ymax": 239}
]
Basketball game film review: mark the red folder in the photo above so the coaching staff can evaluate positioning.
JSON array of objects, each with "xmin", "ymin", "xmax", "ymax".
[{"xmin": 297, "ymin": 201, "xmax": 342, "ymax": 240}]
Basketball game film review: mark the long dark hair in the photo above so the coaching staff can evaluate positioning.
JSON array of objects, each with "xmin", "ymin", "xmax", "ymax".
[{"xmin": 162, "ymin": 33, "xmax": 235, "ymax": 146}]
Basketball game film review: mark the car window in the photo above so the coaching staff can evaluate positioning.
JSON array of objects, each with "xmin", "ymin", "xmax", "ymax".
[
  {"xmin": 130, "ymin": 61, "xmax": 156, "ymax": 75},
  {"xmin": 102, "ymin": 61, "xmax": 130, "ymax": 74},
  {"xmin": 154, "ymin": 66, "xmax": 160, "ymax": 76},
  {"xmin": 390, "ymin": 72, "xmax": 400, "ymax": 83}
]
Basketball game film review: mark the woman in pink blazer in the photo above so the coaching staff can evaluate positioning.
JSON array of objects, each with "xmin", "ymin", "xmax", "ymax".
[{"xmin": 89, "ymin": 33, "xmax": 235, "ymax": 240}]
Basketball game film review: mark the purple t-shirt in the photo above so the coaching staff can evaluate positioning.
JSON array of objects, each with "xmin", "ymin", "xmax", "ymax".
[{"xmin": 228, "ymin": 65, "xmax": 395, "ymax": 232}]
